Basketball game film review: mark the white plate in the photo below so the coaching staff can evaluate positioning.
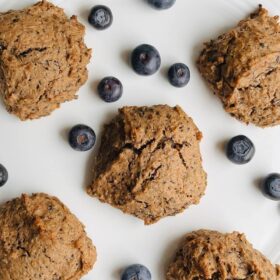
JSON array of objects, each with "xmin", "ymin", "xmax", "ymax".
[{"xmin": 1, "ymin": 0, "xmax": 280, "ymax": 279}]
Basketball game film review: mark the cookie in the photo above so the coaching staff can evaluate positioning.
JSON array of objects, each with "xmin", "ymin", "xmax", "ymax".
[
  {"xmin": 87, "ymin": 105, "xmax": 207, "ymax": 225},
  {"xmin": 0, "ymin": 0, "xmax": 91, "ymax": 120},
  {"xmin": 0, "ymin": 193, "xmax": 96, "ymax": 280},
  {"xmin": 197, "ymin": 6, "xmax": 280, "ymax": 127},
  {"xmin": 166, "ymin": 230, "xmax": 280, "ymax": 280}
]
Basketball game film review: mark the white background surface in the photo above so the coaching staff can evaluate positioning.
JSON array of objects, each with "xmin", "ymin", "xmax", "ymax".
[{"xmin": 1, "ymin": 0, "xmax": 280, "ymax": 279}]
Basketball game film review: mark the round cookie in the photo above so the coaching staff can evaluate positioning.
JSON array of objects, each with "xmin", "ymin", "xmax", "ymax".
[
  {"xmin": 0, "ymin": 1, "xmax": 91, "ymax": 120},
  {"xmin": 0, "ymin": 193, "xmax": 96, "ymax": 280},
  {"xmin": 87, "ymin": 105, "xmax": 207, "ymax": 225},
  {"xmin": 197, "ymin": 6, "xmax": 280, "ymax": 127},
  {"xmin": 166, "ymin": 230, "xmax": 280, "ymax": 280}
]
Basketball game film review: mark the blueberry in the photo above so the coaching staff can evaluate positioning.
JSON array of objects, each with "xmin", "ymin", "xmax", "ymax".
[
  {"xmin": 262, "ymin": 173, "xmax": 280, "ymax": 201},
  {"xmin": 88, "ymin": 5, "xmax": 113, "ymax": 30},
  {"xmin": 121, "ymin": 264, "xmax": 151, "ymax": 280},
  {"xmin": 168, "ymin": 63, "xmax": 190, "ymax": 87},
  {"xmin": 98, "ymin": 77, "xmax": 123, "ymax": 102},
  {"xmin": 226, "ymin": 135, "xmax": 255, "ymax": 164},
  {"xmin": 0, "ymin": 164, "xmax": 8, "ymax": 187},
  {"xmin": 131, "ymin": 44, "xmax": 161, "ymax": 76},
  {"xmin": 147, "ymin": 0, "xmax": 176, "ymax": 10},
  {"xmin": 68, "ymin": 125, "xmax": 96, "ymax": 152}
]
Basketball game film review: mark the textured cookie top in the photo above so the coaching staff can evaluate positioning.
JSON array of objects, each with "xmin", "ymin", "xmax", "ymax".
[
  {"xmin": 0, "ymin": 0, "xmax": 91, "ymax": 120},
  {"xmin": 88, "ymin": 105, "xmax": 207, "ymax": 225},
  {"xmin": 167, "ymin": 230, "xmax": 280, "ymax": 280},
  {"xmin": 197, "ymin": 6, "xmax": 280, "ymax": 127},
  {"xmin": 0, "ymin": 193, "xmax": 96, "ymax": 280}
]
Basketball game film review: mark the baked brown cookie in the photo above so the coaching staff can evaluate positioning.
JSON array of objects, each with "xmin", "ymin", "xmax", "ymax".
[
  {"xmin": 166, "ymin": 230, "xmax": 280, "ymax": 280},
  {"xmin": 0, "ymin": 193, "xmax": 96, "ymax": 280},
  {"xmin": 0, "ymin": 1, "xmax": 91, "ymax": 120},
  {"xmin": 197, "ymin": 6, "xmax": 280, "ymax": 127},
  {"xmin": 87, "ymin": 105, "xmax": 207, "ymax": 225}
]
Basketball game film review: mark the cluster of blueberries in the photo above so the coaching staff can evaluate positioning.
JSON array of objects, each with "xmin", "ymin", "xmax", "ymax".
[
  {"xmin": 88, "ymin": 1, "xmax": 191, "ymax": 106},
  {"xmin": 226, "ymin": 135, "xmax": 280, "ymax": 201},
  {"xmin": 0, "ymin": 1, "xmax": 279, "ymax": 280}
]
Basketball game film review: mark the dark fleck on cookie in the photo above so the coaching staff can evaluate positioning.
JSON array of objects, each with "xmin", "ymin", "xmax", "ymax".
[
  {"xmin": 197, "ymin": 6, "xmax": 280, "ymax": 127},
  {"xmin": 0, "ymin": 1, "xmax": 91, "ymax": 120},
  {"xmin": 0, "ymin": 193, "xmax": 96, "ymax": 280},
  {"xmin": 167, "ymin": 230, "xmax": 280, "ymax": 280},
  {"xmin": 87, "ymin": 105, "xmax": 207, "ymax": 225}
]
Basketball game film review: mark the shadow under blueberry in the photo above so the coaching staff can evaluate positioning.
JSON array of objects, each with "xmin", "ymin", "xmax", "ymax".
[
  {"xmin": 141, "ymin": 0, "xmax": 150, "ymax": 8},
  {"xmin": 120, "ymin": 49, "xmax": 132, "ymax": 69},
  {"xmin": 60, "ymin": 127, "xmax": 71, "ymax": 143},
  {"xmin": 91, "ymin": 79, "xmax": 101, "ymax": 99},
  {"xmin": 253, "ymin": 177, "xmax": 263, "ymax": 192},
  {"xmin": 216, "ymin": 139, "xmax": 228, "ymax": 154},
  {"xmin": 112, "ymin": 267, "xmax": 124, "ymax": 279},
  {"xmin": 78, "ymin": 7, "xmax": 90, "ymax": 24},
  {"xmin": 160, "ymin": 65, "xmax": 169, "ymax": 83}
]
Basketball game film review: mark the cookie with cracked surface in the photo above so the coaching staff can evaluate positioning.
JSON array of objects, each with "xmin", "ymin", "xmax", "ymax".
[
  {"xmin": 197, "ymin": 6, "xmax": 280, "ymax": 127},
  {"xmin": 166, "ymin": 230, "xmax": 280, "ymax": 280},
  {"xmin": 87, "ymin": 105, "xmax": 207, "ymax": 225},
  {"xmin": 0, "ymin": 193, "xmax": 96, "ymax": 280},
  {"xmin": 0, "ymin": 0, "xmax": 91, "ymax": 120}
]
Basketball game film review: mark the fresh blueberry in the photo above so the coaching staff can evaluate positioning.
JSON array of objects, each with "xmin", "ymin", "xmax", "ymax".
[
  {"xmin": 147, "ymin": 0, "xmax": 176, "ymax": 10},
  {"xmin": 131, "ymin": 44, "xmax": 161, "ymax": 76},
  {"xmin": 226, "ymin": 135, "xmax": 255, "ymax": 164},
  {"xmin": 98, "ymin": 77, "xmax": 123, "ymax": 102},
  {"xmin": 0, "ymin": 164, "xmax": 8, "ymax": 187},
  {"xmin": 68, "ymin": 125, "xmax": 96, "ymax": 152},
  {"xmin": 121, "ymin": 264, "xmax": 152, "ymax": 280},
  {"xmin": 262, "ymin": 173, "xmax": 280, "ymax": 201},
  {"xmin": 88, "ymin": 5, "xmax": 113, "ymax": 30},
  {"xmin": 168, "ymin": 63, "xmax": 190, "ymax": 87}
]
